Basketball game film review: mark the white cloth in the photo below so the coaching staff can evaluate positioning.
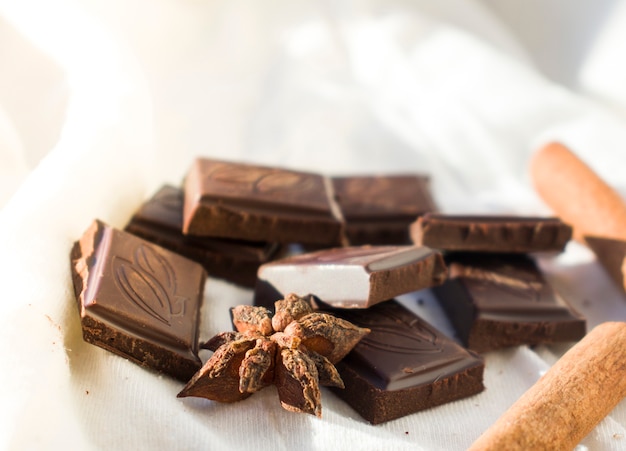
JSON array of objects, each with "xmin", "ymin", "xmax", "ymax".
[{"xmin": 1, "ymin": 0, "xmax": 626, "ymax": 449}]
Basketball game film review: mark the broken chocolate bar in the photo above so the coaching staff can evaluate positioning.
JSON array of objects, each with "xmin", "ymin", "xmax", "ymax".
[
  {"xmin": 182, "ymin": 158, "xmax": 345, "ymax": 245},
  {"xmin": 71, "ymin": 220, "xmax": 207, "ymax": 381},
  {"xmin": 432, "ymin": 253, "xmax": 586, "ymax": 353},
  {"xmin": 125, "ymin": 185, "xmax": 281, "ymax": 287},
  {"xmin": 332, "ymin": 174, "xmax": 437, "ymax": 245},
  {"xmin": 328, "ymin": 300, "xmax": 484, "ymax": 424},
  {"xmin": 411, "ymin": 214, "xmax": 572, "ymax": 253},
  {"xmin": 254, "ymin": 245, "xmax": 447, "ymax": 309}
]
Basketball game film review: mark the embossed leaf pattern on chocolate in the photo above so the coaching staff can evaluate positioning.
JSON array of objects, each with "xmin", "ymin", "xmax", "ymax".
[
  {"xmin": 178, "ymin": 294, "xmax": 369, "ymax": 417},
  {"xmin": 207, "ymin": 163, "xmax": 317, "ymax": 195},
  {"xmin": 134, "ymin": 245, "xmax": 176, "ymax": 292},
  {"xmin": 113, "ymin": 243, "xmax": 185, "ymax": 326},
  {"xmin": 208, "ymin": 163, "xmax": 270, "ymax": 185},
  {"xmin": 254, "ymin": 172, "xmax": 316, "ymax": 195},
  {"xmin": 339, "ymin": 307, "xmax": 441, "ymax": 354}
]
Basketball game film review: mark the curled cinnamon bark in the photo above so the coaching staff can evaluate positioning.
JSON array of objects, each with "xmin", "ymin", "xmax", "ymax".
[{"xmin": 469, "ymin": 322, "xmax": 626, "ymax": 450}]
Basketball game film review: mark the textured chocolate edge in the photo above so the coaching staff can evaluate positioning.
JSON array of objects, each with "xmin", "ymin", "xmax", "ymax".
[
  {"xmin": 79, "ymin": 314, "xmax": 201, "ymax": 382},
  {"xmin": 332, "ymin": 358, "xmax": 484, "ymax": 424},
  {"xmin": 411, "ymin": 214, "xmax": 573, "ymax": 253},
  {"xmin": 467, "ymin": 317, "xmax": 587, "ymax": 354},
  {"xmin": 367, "ymin": 250, "xmax": 448, "ymax": 306},
  {"xmin": 432, "ymin": 279, "xmax": 586, "ymax": 353}
]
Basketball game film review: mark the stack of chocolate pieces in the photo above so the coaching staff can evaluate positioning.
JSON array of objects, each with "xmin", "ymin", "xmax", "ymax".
[
  {"xmin": 253, "ymin": 245, "xmax": 486, "ymax": 424},
  {"xmin": 73, "ymin": 157, "xmax": 458, "ymax": 418},
  {"xmin": 411, "ymin": 213, "xmax": 586, "ymax": 353},
  {"xmin": 180, "ymin": 158, "xmax": 438, "ymax": 247},
  {"xmin": 124, "ymin": 159, "xmax": 438, "ymax": 287},
  {"xmin": 124, "ymin": 184, "xmax": 282, "ymax": 288}
]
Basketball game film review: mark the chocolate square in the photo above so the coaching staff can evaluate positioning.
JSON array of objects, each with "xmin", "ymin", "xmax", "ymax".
[
  {"xmin": 182, "ymin": 158, "xmax": 345, "ymax": 245},
  {"xmin": 432, "ymin": 253, "xmax": 586, "ymax": 353},
  {"xmin": 329, "ymin": 300, "xmax": 484, "ymax": 424},
  {"xmin": 71, "ymin": 220, "xmax": 206, "ymax": 381}
]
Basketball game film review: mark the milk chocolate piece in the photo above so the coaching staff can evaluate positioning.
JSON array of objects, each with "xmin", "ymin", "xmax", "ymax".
[
  {"xmin": 328, "ymin": 300, "xmax": 484, "ymax": 424},
  {"xmin": 71, "ymin": 220, "xmax": 206, "ymax": 381},
  {"xmin": 432, "ymin": 254, "xmax": 586, "ymax": 353},
  {"xmin": 125, "ymin": 185, "xmax": 280, "ymax": 287},
  {"xmin": 584, "ymin": 235, "xmax": 626, "ymax": 290},
  {"xmin": 332, "ymin": 174, "xmax": 436, "ymax": 245},
  {"xmin": 411, "ymin": 214, "xmax": 572, "ymax": 253},
  {"xmin": 254, "ymin": 245, "xmax": 447, "ymax": 309},
  {"xmin": 182, "ymin": 158, "xmax": 345, "ymax": 245}
]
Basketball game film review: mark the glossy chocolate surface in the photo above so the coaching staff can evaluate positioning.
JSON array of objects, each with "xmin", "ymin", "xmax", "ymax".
[
  {"xmin": 71, "ymin": 220, "xmax": 206, "ymax": 381},
  {"xmin": 432, "ymin": 253, "xmax": 586, "ymax": 353},
  {"xmin": 182, "ymin": 158, "xmax": 344, "ymax": 245},
  {"xmin": 329, "ymin": 300, "xmax": 484, "ymax": 424},
  {"xmin": 125, "ymin": 185, "xmax": 280, "ymax": 287},
  {"xmin": 411, "ymin": 213, "xmax": 572, "ymax": 253},
  {"xmin": 332, "ymin": 174, "xmax": 437, "ymax": 245},
  {"xmin": 254, "ymin": 245, "xmax": 447, "ymax": 308}
]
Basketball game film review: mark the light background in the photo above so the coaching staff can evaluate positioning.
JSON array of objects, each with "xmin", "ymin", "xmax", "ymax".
[{"xmin": 1, "ymin": 1, "xmax": 626, "ymax": 449}]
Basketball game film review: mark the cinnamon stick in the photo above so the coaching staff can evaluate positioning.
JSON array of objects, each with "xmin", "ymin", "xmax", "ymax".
[
  {"xmin": 469, "ymin": 322, "xmax": 626, "ymax": 450},
  {"xmin": 530, "ymin": 142, "xmax": 626, "ymax": 242}
]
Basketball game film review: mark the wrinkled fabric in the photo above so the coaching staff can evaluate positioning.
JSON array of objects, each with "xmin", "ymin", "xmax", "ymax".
[{"xmin": 1, "ymin": 1, "xmax": 626, "ymax": 449}]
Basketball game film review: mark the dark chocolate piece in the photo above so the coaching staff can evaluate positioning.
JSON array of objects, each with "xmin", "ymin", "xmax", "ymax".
[
  {"xmin": 431, "ymin": 253, "xmax": 586, "ymax": 353},
  {"xmin": 410, "ymin": 213, "xmax": 572, "ymax": 253},
  {"xmin": 182, "ymin": 158, "xmax": 345, "ymax": 245},
  {"xmin": 125, "ymin": 185, "xmax": 281, "ymax": 287},
  {"xmin": 71, "ymin": 220, "xmax": 206, "ymax": 381},
  {"xmin": 254, "ymin": 245, "xmax": 447, "ymax": 309},
  {"xmin": 584, "ymin": 235, "xmax": 626, "ymax": 290},
  {"xmin": 327, "ymin": 300, "xmax": 484, "ymax": 424},
  {"xmin": 332, "ymin": 174, "xmax": 437, "ymax": 245}
]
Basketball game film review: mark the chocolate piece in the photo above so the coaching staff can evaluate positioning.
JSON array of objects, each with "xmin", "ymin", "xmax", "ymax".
[
  {"xmin": 432, "ymin": 253, "xmax": 586, "ymax": 353},
  {"xmin": 125, "ymin": 185, "xmax": 280, "ymax": 287},
  {"xmin": 71, "ymin": 220, "xmax": 206, "ymax": 381},
  {"xmin": 410, "ymin": 214, "xmax": 572, "ymax": 253},
  {"xmin": 182, "ymin": 158, "xmax": 345, "ymax": 245},
  {"xmin": 254, "ymin": 245, "xmax": 447, "ymax": 309},
  {"xmin": 332, "ymin": 174, "xmax": 437, "ymax": 245},
  {"xmin": 584, "ymin": 235, "xmax": 626, "ymax": 290},
  {"xmin": 327, "ymin": 300, "xmax": 484, "ymax": 424}
]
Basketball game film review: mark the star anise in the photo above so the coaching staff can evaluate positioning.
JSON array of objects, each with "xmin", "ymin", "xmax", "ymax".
[{"xmin": 177, "ymin": 293, "xmax": 370, "ymax": 417}]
